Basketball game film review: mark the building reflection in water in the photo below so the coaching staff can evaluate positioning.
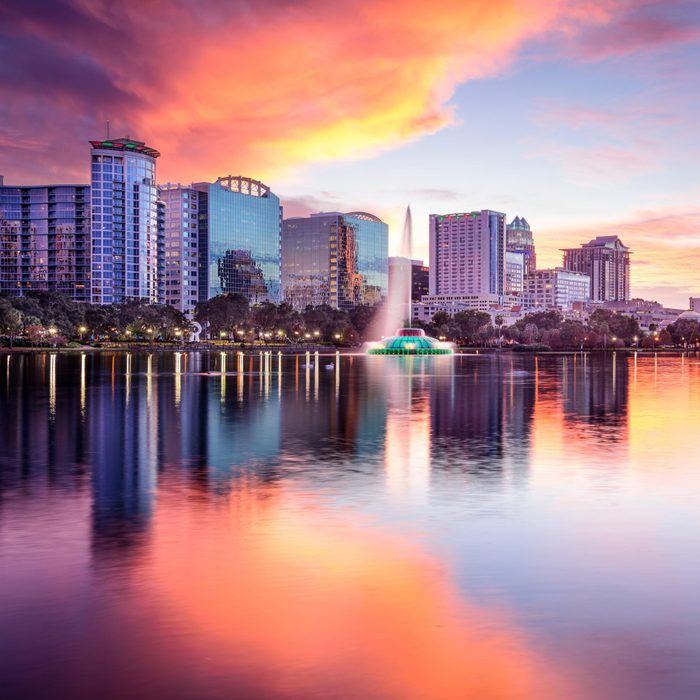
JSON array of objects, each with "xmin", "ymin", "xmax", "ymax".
[{"xmin": 3, "ymin": 350, "xmax": 700, "ymax": 700}]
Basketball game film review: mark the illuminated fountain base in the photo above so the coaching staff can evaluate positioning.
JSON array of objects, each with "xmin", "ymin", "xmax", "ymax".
[{"xmin": 366, "ymin": 328, "xmax": 453, "ymax": 356}]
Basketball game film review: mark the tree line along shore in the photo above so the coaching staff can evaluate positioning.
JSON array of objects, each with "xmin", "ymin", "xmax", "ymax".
[{"xmin": 1, "ymin": 292, "xmax": 698, "ymax": 351}]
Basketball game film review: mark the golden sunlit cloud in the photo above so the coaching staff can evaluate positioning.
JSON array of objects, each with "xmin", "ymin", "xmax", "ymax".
[{"xmin": 65, "ymin": 0, "xmax": 620, "ymax": 182}]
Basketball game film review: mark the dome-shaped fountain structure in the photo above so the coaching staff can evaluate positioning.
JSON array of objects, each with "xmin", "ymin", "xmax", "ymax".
[{"xmin": 367, "ymin": 328, "xmax": 453, "ymax": 355}]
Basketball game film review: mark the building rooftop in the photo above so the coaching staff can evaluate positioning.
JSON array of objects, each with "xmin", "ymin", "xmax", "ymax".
[{"xmin": 89, "ymin": 138, "xmax": 160, "ymax": 158}]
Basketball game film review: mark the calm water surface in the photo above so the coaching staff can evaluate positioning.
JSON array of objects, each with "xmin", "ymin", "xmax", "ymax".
[{"xmin": 1, "ymin": 351, "xmax": 699, "ymax": 699}]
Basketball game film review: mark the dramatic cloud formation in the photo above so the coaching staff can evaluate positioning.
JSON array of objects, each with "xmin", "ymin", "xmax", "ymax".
[{"xmin": 0, "ymin": 0, "xmax": 656, "ymax": 182}]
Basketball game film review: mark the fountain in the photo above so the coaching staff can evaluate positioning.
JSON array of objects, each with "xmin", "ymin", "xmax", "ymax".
[{"xmin": 367, "ymin": 206, "xmax": 453, "ymax": 356}]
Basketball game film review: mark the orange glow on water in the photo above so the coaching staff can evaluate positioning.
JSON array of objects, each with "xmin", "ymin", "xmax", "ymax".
[{"xmin": 147, "ymin": 480, "xmax": 573, "ymax": 699}]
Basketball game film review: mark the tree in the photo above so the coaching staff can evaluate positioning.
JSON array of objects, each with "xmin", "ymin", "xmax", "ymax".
[
  {"xmin": 0, "ymin": 297, "xmax": 22, "ymax": 347},
  {"xmin": 195, "ymin": 293, "xmax": 250, "ymax": 338},
  {"xmin": 451, "ymin": 310, "xmax": 491, "ymax": 345}
]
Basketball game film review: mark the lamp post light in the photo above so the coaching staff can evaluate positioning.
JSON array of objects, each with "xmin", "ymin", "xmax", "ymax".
[{"xmin": 78, "ymin": 325, "xmax": 87, "ymax": 342}]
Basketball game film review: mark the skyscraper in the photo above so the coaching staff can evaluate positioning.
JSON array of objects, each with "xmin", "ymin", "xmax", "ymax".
[
  {"xmin": 194, "ymin": 176, "xmax": 281, "ymax": 304},
  {"xmin": 89, "ymin": 137, "xmax": 161, "ymax": 304},
  {"xmin": 0, "ymin": 181, "xmax": 90, "ymax": 300},
  {"xmin": 282, "ymin": 212, "xmax": 388, "ymax": 310},
  {"xmin": 562, "ymin": 236, "xmax": 630, "ymax": 302},
  {"xmin": 428, "ymin": 210, "xmax": 506, "ymax": 299},
  {"xmin": 159, "ymin": 184, "xmax": 200, "ymax": 313},
  {"xmin": 506, "ymin": 216, "xmax": 536, "ymax": 276}
]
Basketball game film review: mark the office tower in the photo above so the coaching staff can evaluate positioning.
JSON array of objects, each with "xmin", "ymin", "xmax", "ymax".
[
  {"xmin": 282, "ymin": 212, "xmax": 388, "ymax": 310},
  {"xmin": 159, "ymin": 185, "xmax": 200, "ymax": 313},
  {"xmin": 0, "ymin": 181, "xmax": 90, "ymax": 300},
  {"xmin": 562, "ymin": 236, "xmax": 630, "ymax": 302},
  {"xmin": 428, "ymin": 210, "xmax": 506, "ymax": 299},
  {"xmin": 524, "ymin": 268, "xmax": 590, "ymax": 310},
  {"xmin": 194, "ymin": 176, "xmax": 281, "ymax": 304},
  {"xmin": 411, "ymin": 259, "xmax": 429, "ymax": 302},
  {"xmin": 505, "ymin": 251, "xmax": 525, "ymax": 297},
  {"xmin": 506, "ymin": 216, "xmax": 536, "ymax": 275},
  {"xmin": 89, "ymin": 137, "xmax": 160, "ymax": 304}
]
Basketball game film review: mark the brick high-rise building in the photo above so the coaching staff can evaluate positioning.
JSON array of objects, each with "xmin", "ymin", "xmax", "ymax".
[{"xmin": 562, "ymin": 236, "xmax": 630, "ymax": 302}]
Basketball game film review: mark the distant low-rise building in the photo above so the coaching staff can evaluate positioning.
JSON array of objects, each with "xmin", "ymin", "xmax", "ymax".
[
  {"xmin": 689, "ymin": 297, "xmax": 700, "ymax": 312},
  {"xmin": 412, "ymin": 293, "xmax": 503, "ymax": 322},
  {"xmin": 524, "ymin": 268, "xmax": 590, "ymax": 310}
]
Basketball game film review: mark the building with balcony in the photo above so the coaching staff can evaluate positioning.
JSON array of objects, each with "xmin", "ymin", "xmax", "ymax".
[
  {"xmin": 0, "ymin": 181, "xmax": 90, "ymax": 300},
  {"xmin": 89, "ymin": 137, "xmax": 161, "ymax": 304}
]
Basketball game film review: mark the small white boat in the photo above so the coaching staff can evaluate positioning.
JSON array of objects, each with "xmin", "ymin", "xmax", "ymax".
[{"xmin": 324, "ymin": 363, "xmax": 335, "ymax": 369}]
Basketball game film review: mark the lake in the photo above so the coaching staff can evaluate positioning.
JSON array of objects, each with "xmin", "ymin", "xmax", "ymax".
[{"xmin": 1, "ymin": 350, "xmax": 699, "ymax": 699}]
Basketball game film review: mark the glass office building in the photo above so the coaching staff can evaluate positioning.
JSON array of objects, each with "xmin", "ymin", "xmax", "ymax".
[
  {"xmin": 282, "ymin": 211, "xmax": 388, "ymax": 310},
  {"xmin": 195, "ymin": 176, "xmax": 281, "ymax": 304},
  {"xmin": 0, "ymin": 182, "xmax": 90, "ymax": 300},
  {"xmin": 89, "ymin": 138, "xmax": 160, "ymax": 304}
]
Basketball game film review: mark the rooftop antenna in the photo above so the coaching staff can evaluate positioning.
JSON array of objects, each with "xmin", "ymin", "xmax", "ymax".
[{"xmin": 106, "ymin": 120, "xmax": 110, "ymax": 139}]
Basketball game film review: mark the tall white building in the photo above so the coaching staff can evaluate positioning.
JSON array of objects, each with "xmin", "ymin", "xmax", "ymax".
[
  {"xmin": 524, "ymin": 268, "xmax": 590, "ymax": 310},
  {"xmin": 429, "ymin": 210, "xmax": 506, "ymax": 299},
  {"xmin": 159, "ymin": 184, "xmax": 200, "ymax": 313},
  {"xmin": 89, "ymin": 137, "xmax": 160, "ymax": 304}
]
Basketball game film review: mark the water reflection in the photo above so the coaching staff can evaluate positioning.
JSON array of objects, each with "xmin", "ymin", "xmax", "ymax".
[{"xmin": 1, "ymin": 351, "xmax": 700, "ymax": 699}]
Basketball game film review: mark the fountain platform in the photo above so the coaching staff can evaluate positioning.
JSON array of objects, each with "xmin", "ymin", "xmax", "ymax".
[{"xmin": 366, "ymin": 328, "xmax": 453, "ymax": 356}]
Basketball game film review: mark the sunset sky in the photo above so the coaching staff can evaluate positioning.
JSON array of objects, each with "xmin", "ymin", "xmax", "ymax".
[{"xmin": 1, "ymin": 0, "xmax": 698, "ymax": 306}]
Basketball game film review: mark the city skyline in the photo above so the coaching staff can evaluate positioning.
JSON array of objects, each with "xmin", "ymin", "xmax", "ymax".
[{"xmin": 1, "ymin": 1, "xmax": 699, "ymax": 307}]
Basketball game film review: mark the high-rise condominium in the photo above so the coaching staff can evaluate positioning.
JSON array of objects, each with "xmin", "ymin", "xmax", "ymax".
[
  {"xmin": 428, "ymin": 210, "xmax": 506, "ymax": 299},
  {"xmin": 0, "ymin": 180, "xmax": 91, "ymax": 300},
  {"xmin": 90, "ymin": 138, "xmax": 161, "ymax": 304},
  {"xmin": 506, "ymin": 216, "xmax": 536, "ymax": 276},
  {"xmin": 282, "ymin": 212, "xmax": 388, "ymax": 310},
  {"xmin": 159, "ymin": 185, "xmax": 200, "ymax": 313},
  {"xmin": 562, "ymin": 236, "xmax": 630, "ymax": 302},
  {"xmin": 194, "ymin": 176, "xmax": 281, "ymax": 304}
]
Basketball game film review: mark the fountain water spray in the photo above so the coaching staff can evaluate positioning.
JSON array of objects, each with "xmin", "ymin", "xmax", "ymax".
[{"xmin": 366, "ymin": 205, "xmax": 453, "ymax": 355}]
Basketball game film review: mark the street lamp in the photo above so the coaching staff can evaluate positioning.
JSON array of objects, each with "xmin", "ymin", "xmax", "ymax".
[
  {"xmin": 219, "ymin": 330, "xmax": 227, "ymax": 341},
  {"xmin": 334, "ymin": 333, "xmax": 341, "ymax": 340},
  {"xmin": 78, "ymin": 325, "xmax": 87, "ymax": 341}
]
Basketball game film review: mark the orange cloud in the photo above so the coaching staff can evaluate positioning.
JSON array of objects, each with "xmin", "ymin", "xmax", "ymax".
[{"xmin": 5, "ymin": 0, "xmax": 694, "ymax": 184}]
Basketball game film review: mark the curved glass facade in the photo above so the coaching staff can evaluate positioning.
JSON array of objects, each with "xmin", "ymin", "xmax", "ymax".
[
  {"xmin": 196, "ymin": 178, "xmax": 281, "ymax": 304},
  {"xmin": 90, "ymin": 138, "xmax": 159, "ymax": 304},
  {"xmin": 282, "ymin": 212, "xmax": 388, "ymax": 310}
]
